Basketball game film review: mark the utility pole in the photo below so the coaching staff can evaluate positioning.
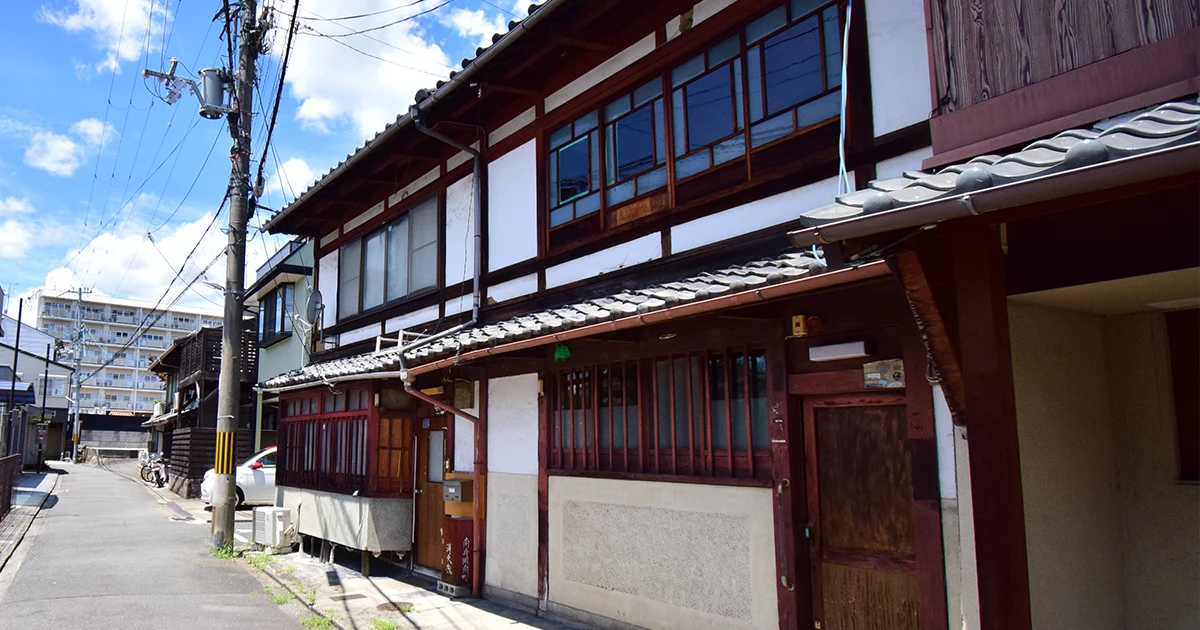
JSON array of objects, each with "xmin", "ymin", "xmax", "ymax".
[
  {"xmin": 69, "ymin": 287, "xmax": 90, "ymax": 462},
  {"xmin": 212, "ymin": 0, "xmax": 259, "ymax": 549},
  {"xmin": 3, "ymin": 298, "xmax": 22, "ymax": 456}
]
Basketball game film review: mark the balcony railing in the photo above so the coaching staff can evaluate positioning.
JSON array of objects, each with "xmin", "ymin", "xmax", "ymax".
[
  {"xmin": 42, "ymin": 307, "xmax": 76, "ymax": 320},
  {"xmin": 110, "ymin": 315, "xmax": 138, "ymax": 325},
  {"xmin": 139, "ymin": 338, "xmax": 167, "ymax": 349},
  {"xmin": 81, "ymin": 310, "xmax": 107, "ymax": 322},
  {"xmin": 256, "ymin": 238, "xmax": 304, "ymax": 279}
]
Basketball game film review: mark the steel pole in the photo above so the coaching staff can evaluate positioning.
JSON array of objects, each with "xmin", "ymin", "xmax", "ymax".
[
  {"xmin": 70, "ymin": 288, "xmax": 85, "ymax": 461},
  {"xmin": 212, "ymin": 0, "xmax": 257, "ymax": 549},
  {"xmin": 3, "ymin": 299, "xmax": 23, "ymax": 456}
]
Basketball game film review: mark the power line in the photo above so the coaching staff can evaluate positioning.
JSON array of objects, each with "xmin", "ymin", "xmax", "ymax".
[
  {"xmin": 253, "ymin": 0, "xmax": 301, "ymax": 206},
  {"xmin": 296, "ymin": 25, "xmax": 449, "ymax": 78},
  {"xmin": 306, "ymin": 1, "xmax": 453, "ymax": 38},
  {"xmin": 296, "ymin": 0, "xmax": 436, "ymax": 23}
]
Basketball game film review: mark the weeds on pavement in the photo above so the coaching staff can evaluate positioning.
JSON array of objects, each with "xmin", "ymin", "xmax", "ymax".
[
  {"xmin": 371, "ymin": 619, "xmax": 399, "ymax": 630},
  {"xmin": 246, "ymin": 552, "xmax": 272, "ymax": 572},
  {"xmin": 299, "ymin": 614, "xmax": 333, "ymax": 629},
  {"xmin": 271, "ymin": 592, "xmax": 294, "ymax": 605},
  {"xmin": 210, "ymin": 544, "xmax": 237, "ymax": 560}
]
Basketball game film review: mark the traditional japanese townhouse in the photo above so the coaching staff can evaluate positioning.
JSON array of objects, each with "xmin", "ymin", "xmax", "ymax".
[
  {"xmin": 260, "ymin": 0, "xmax": 949, "ymax": 627},
  {"xmin": 144, "ymin": 325, "xmax": 259, "ymax": 498}
]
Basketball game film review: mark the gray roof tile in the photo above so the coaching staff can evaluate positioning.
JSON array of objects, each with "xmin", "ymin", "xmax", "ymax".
[
  {"xmin": 798, "ymin": 99, "xmax": 1200, "ymax": 228},
  {"xmin": 261, "ymin": 250, "xmax": 826, "ymax": 389}
]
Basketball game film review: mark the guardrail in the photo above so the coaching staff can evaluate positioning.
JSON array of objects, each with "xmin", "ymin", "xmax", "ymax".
[{"xmin": 0, "ymin": 453, "xmax": 20, "ymax": 519}]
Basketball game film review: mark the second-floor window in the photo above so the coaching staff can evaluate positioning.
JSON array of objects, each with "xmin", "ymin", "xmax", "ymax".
[
  {"xmin": 339, "ymin": 195, "xmax": 438, "ymax": 319},
  {"xmin": 259, "ymin": 284, "xmax": 295, "ymax": 345}
]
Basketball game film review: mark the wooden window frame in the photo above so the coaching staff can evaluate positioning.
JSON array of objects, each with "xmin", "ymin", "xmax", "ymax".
[
  {"xmin": 541, "ymin": 0, "xmax": 847, "ymax": 253},
  {"xmin": 258, "ymin": 284, "xmax": 294, "ymax": 348},
  {"xmin": 602, "ymin": 78, "xmax": 669, "ymax": 208},
  {"xmin": 336, "ymin": 194, "xmax": 441, "ymax": 322},
  {"xmin": 547, "ymin": 345, "xmax": 771, "ymax": 483},
  {"xmin": 547, "ymin": 112, "xmax": 603, "ymax": 230}
]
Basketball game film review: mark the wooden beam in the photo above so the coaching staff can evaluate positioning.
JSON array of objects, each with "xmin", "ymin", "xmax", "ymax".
[
  {"xmin": 548, "ymin": 32, "xmax": 613, "ymax": 53},
  {"xmin": 889, "ymin": 250, "xmax": 966, "ymax": 424},
  {"xmin": 952, "ymin": 226, "xmax": 1032, "ymax": 630},
  {"xmin": 484, "ymin": 81, "xmax": 542, "ymax": 98}
]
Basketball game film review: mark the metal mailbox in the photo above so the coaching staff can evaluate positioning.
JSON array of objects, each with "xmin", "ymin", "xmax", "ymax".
[{"xmin": 442, "ymin": 478, "xmax": 473, "ymax": 503}]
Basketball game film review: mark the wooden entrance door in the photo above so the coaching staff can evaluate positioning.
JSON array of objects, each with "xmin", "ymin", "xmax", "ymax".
[
  {"xmin": 414, "ymin": 414, "xmax": 447, "ymax": 570},
  {"xmin": 802, "ymin": 393, "xmax": 922, "ymax": 630}
]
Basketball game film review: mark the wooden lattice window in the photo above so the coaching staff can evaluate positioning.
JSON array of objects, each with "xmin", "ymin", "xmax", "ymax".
[
  {"xmin": 548, "ymin": 346, "xmax": 771, "ymax": 480},
  {"xmin": 277, "ymin": 387, "xmax": 379, "ymax": 494}
]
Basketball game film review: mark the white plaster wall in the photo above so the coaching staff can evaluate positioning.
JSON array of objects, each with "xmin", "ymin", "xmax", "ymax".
[
  {"xmin": 320, "ymin": 229, "xmax": 340, "ymax": 248},
  {"xmin": 338, "ymin": 322, "xmax": 381, "ymax": 346},
  {"xmin": 344, "ymin": 200, "xmax": 384, "ymax": 234},
  {"xmin": 545, "ymin": 233, "xmax": 661, "ymax": 288},
  {"xmin": 487, "ymin": 273, "xmax": 538, "ymax": 304},
  {"xmin": 955, "ymin": 424, "xmax": 981, "ymax": 630},
  {"xmin": 1104, "ymin": 312, "xmax": 1200, "ymax": 630},
  {"xmin": 671, "ymin": 176, "xmax": 839, "ymax": 253},
  {"xmin": 384, "ymin": 304, "xmax": 439, "ymax": 334},
  {"xmin": 1009, "ymin": 302, "xmax": 1124, "ymax": 630},
  {"xmin": 545, "ymin": 35, "xmax": 657, "ymax": 112},
  {"xmin": 876, "ymin": 146, "xmax": 933, "ymax": 180},
  {"xmin": 454, "ymin": 381, "xmax": 479, "ymax": 472},
  {"xmin": 445, "ymin": 175, "xmax": 475, "ymax": 287},
  {"xmin": 488, "ymin": 374, "xmax": 539, "ymax": 476},
  {"xmin": 445, "ymin": 295, "xmax": 471, "ymax": 317},
  {"xmin": 489, "ymin": 107, "xmax": 536, "ymax": 146},
  {"xmin": 486, "ymin": 472, "xmax": 539, "ymax": 598},
  {"xmin": 487, "ymin": 140, "xmax": 538, "ymax": 272},
  {"xmin": 865, "ymin": 0, "xmax": 932, "ymax": 136},
  {"xmin": 548, "ymin": 477, "xmax": 778, "ymax": 630},
  {"xmin": 388, "ymin": 167, "xmax": 440, "ymax": 207},
  {"xmin": 318, "ymin": 250, "xmax": 338, "ymax": 325}
]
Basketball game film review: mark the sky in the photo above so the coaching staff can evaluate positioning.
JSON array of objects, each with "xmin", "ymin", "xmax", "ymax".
[{"xmin": 0, "ymin": 0, "xmax": 526, "ymax": 323}]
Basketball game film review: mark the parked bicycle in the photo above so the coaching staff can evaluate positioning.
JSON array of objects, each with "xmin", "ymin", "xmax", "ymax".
[{"xmin": 140, "ymin": 451, "xmax": 168, "ymax": 487}]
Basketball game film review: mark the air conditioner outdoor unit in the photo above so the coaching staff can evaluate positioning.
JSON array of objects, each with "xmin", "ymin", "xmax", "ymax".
[{"xmin": 253, "ymin": 507, "xmax": 296, "ymax": 550}]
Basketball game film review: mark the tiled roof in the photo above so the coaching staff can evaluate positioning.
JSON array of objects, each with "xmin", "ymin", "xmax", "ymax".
[
  {"xmin": 265, "ymin": 2, "xmax": 553, "ymax": 231},
  {"xmin": 796, "ymin": 99, "xmax": 1200, "ymax": 227},
  {"xmin": 260, "ymin": 251, "xmax": 826, "ymax": 388}
]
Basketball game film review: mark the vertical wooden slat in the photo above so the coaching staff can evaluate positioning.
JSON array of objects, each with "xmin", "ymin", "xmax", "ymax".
[
  {"xmin": 668, "ymin": 354, "xmax": 678, "ymax": 475},
  {"xmin": 580, "ymin": 370, "xmax": 590, "ymax": 471},
  {"xmin": 685, "ymin": 353, "xmax": 696, "ymax": 476},
  {"xmin": 621, "ymin": 362, "xmax": 629, "ymax": 473},
  {"xmin": 591, "ymin": 368, "xmax": 600, "ymax": 471},
  {"xmin": 723, "ymin": 349, "xmax": 734, "ymax": 477},
  {"xmin": 742, "ymin": 346, "xmax": 756, "ymax": 478},
  {"xmin": 567, "ymin": 370, "xmax": 575, "ymax": 471},
  {"xmin": 703, "ymin": 352, "xmax": 714, "ymax": 476},
  {"xmin": 637, "ymin": 360, "xmax": 646, "ymax": 473},
  {"xmin": 650, "ymin": 358, "xmax": 660, "ymax": 474},
  {"xmin": 606, "ymin": 363, "xmax": 614, "ymax": 472}
]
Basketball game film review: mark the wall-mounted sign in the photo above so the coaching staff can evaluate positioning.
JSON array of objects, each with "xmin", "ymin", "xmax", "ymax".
[{"xmin": 864, "ymin": 359, "xmax": 905, "ymax": 389}]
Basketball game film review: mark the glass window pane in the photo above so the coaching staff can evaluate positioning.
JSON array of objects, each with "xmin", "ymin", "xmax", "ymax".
[
  {"xmin": 686, "ymin": 66, "xmax": 735, "ymax": 151},
  {"xmin": 590, "ymin": 130, "xmax": 600, "ymax": 190},
  {"xmin": 796, "ymin": 90, "xmax": 841, "ymax": 128},
  {"xmin": 747, "ymin": 47, "xmax": 764, "ymax": 122},
  {"xmin": 747, "ymin": 5, "xmax": 787, "ymax": 43},
  {"xmin": 607, "ymin": 180, "xmax": 635, "ymax": 206},
  {"xmin": 731, "ymin": 353, "xmax": 748, "ymax": 450},
  {"xmin": 557, "ymin": 137, "xmax": 590, "ymax": 204},
  {"xmin": 733, "ymin": 58, "xmax": 744, "ymax": 130},
  {"xmin": 550, "ymin": 124, "xmax": 572, "ymax": 149},
  {"xmin": 574, "ymin": 191, "xmax": 600, "ymax": 217},
  {"xmin": 410, "ymin": 198, "xmax": 438, "ymax": 247},
  {"xmin": 550, "ymin": 205, "xmax": 573, "ymax": 227},
  {"xmin": 793, "ymin": 0, "xmax": 825, "ymax": 19},
  {"xmin": 823, "ymin": 5, "xmax": 843, "ymax": 89},
  {"xmin": 281, "ymin": 285, "xmax": 294, "ymax": 333},
  {"xmin": 574, "ymin": 110, "xmax": 599, "ymax": 135},
  {"xmin": 604, "ymin": 124, "xmax": 617, "ymax": 185},
  {"xmin": 709, "ymin": 35, "xmax": 740, "ymax": 67},
  {"xmin": 636, "ymin": 166, "xmax": 667, "ymax": 193},
  {"xmin": 750, "ymin": 110, "xmax": 795, "ymax": 147},
  {"xmin": 653, "ymin": 100, "xmax": 666, "ymax": 164},
  {"xmin": 386, "ymin": 218, "xmax": 409, "ymax": 300},
  {"xmin": 764, "ymin": 17, "xmax": 823, "ymax": 116},
  {"xmin": 362, "ymin": 229, "xmax": 386, "ymax": 310},
  {"xmin": 714, "ymin": 135, "xmax": 745, "ymax": 165},
  {"xmin": 625, "ymin": 366, "xmax": 639, "ymax": 450},
  {"xmin": 671, "ymin": 54, "xmax": 705, "ymax": 87},
  {"xmin": 672, "ymin": 89, "xmax": 687, "ymax": 157},
  {"xmin": 709, "ymin": 355, "xmax": 728, "ymax": 449},
  {"xmin": 338, "ymin": 239, "xmax": 361, "ymax": 318},
  {"xmin": 598, "ymin": 367, "xmax": 611, "ymax": 449},
  {"xmin": 656, "ymin": 360, "xmax": 672, "ymax": 449},
  {"xmin": 673, "ymin": 358, "xmax": 690, "ymax": 449},
  {"xmin": 548, "ymin": 153, "xmax": 558, "ymax": 207},
  {"xmin": 675, "ymin": 150, "xmax": 711, "ymax": 180},
  {"xmin": 410, "ymin": 243, "xmax": 437, "ymax": 292},
  {"xmin": 604, "ymin": 95, "xmax": 631, "ymax": 123},
  {"xmin": 633, "ymin": 79, "xmax": 662, "ymax": 108},
  {"xmin": 750, "ymin": 351, "xmax": 769, "ymax": 450},
  {"xmin": 614, "ymin": 105, "xmax": 655, "ymax": 181}
]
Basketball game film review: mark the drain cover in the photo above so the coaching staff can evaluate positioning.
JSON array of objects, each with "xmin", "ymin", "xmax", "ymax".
[
  {"xmin": 330, "ymin": 593, "xmax": 367, "ymax": 601},
  {"xmin": 377, "ymin": 602, "xmax": 414, "ymax": 612}
]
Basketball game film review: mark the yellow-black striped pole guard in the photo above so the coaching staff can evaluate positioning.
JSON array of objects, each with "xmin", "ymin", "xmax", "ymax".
[{"xmin": 214, "ymin": 431, "xmax": 236, "ymax": 475}]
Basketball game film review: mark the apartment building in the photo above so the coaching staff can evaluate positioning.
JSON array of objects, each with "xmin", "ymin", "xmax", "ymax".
[{"xmin": 36, "ymin": 293, "xmax": 222, "ymax": 416}]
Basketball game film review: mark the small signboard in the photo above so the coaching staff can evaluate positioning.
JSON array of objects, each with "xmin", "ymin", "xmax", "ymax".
[{"xmin": 864, "ymin": 359, "xmax": 905, "ymax": 389}]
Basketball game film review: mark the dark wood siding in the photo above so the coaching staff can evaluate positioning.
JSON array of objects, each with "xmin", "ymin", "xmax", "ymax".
[{"xmin": 929, "ymin": 0, "xmax": 1198, "ymax": 114}]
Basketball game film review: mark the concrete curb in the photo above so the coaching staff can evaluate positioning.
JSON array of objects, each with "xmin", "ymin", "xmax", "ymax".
[{"xmin": 0, "ymin": 472, "xmax": 60, "ymax": 574}]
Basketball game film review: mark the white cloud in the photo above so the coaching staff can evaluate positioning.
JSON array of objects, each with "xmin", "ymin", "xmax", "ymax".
[
  {"xmin": 0, "ymin": 219, "xmax": 32, "ymax": 259},
  {"xmin": 441, "ymin": 8, "xmax": 507, "ymax": 49},
  {"xmin": 70, "ymin": 118, "xmax": 117, "ymax": 147},
  {"xmin": 24, "ymin": 131, "xmax": 83, "ymax": 177},
  {"xmin": 275, "ymin": 0, "xmax": 454, "ymax": 139},
  {"xmin": 39, "ymin": 0, "xmax": 169, "ymax": 73},
  {"xmin": 0, "ymin": 197, "xmax": 34, "ymax": 214},
  {"xmin": 264, "ymin": 157, "xmax": 317, "ymax": 203}
]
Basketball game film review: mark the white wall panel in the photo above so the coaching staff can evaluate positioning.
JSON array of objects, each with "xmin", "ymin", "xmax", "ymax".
[
  {"xmin": 866, "ymin": 0, "xmax": 932, "ymax": 136},
  {"xmin": 384, "ymin": 304, "xmax": 439, "ymax": 333},
  {"xmin": 487, "ymin": 273, "xmax": 538, "ymax": 304},
  {"xmin": 445, "ymin": 295, "xmax": 471, "ymax": 317},
  {"xmin": 487, "ymin": 140, "xmax": 538, "ymax": 272},
  {"xmin": 487, "ymin": 374, "xmax": 539, "ymax": 476},
  {"xmin": 318, "ymin": 250, "xmax": 338, "ymax": 325},
  {"xmin": 338, "ymin": 322, "xmax": 381, "ymax": 346},
  {"xmin": 344, "ymin": 200, "xmax": 384, "ymax": 235},
  {"xmin": 444, "ymin": 175, "xmax": 475, "ymax": 286},
  {"xmin": 388, "ymin": 167, "xmax": 440, "ymax": 207},
  {"xmin": 545, "ymin": 35, "xmax": 656, "ymax": 112},
  {"xmin": 671, "ymin": 176, "xmax": 839, "ymax": 253},
  {"xmin": 876, "ymin": 146, "xmax": 933, "ymax": 180},
  {"xmin": 545, "ymin": 233, "xmax": 661, "ymax": 289},
  {"xmin": 488, "ymin": 107, "xmax": 536, "ymax": 146},
  {"xmin": 319, "ymin": 229, "xmax": 340, "ymax": 248}
]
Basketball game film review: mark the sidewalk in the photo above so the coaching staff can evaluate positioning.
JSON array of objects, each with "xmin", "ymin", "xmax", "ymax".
[{"xmin": 0, "ymin": 467, "xmax": 59, "ymax": 573}]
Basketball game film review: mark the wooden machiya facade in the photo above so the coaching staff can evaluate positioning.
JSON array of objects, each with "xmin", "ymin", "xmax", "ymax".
[
  {"xmin": 146, "ymin": 326, "xmax": 258, "ymax": 498},
  {"xmin": 260, "ymin": 0, "xmax": 1198, "ymax": 629}
]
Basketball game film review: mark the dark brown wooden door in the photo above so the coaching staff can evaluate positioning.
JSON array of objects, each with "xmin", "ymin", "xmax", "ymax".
[
  {"xmin": 414, "ymin": 415, "xmax": 447, "ymax": 570},
  {"xmin": 802, "ymin": 393, "xmax": 921, "ymax": 630}
]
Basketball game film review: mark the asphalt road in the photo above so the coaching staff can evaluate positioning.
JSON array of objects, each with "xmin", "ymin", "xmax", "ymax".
[{"xmin": 0, "ymin": 463, "xmax": 298, "ymax": 629}]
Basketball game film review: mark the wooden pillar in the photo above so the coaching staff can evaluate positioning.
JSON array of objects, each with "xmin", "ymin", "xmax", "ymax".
[
  {"xmin": 767, "ymin": 317, "xmax": 804, "ymax": 627},
  {"xmin": 472, "ymin": 370, "xmax": 489, "ymax": 597},
  {"xmin": 952, "ymin": 226, "xmax": 1032, "ymax": 630}
]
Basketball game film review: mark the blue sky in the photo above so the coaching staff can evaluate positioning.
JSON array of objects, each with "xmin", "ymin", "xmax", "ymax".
[{"xmin": 0, "ymin": 0, "xmax": 524, "ymax": 318}]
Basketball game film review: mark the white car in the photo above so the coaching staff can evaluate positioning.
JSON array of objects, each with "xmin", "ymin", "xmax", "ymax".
[{"xmin": 200, "ymin": 446, "xmax": 277, "ymax": 506}]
